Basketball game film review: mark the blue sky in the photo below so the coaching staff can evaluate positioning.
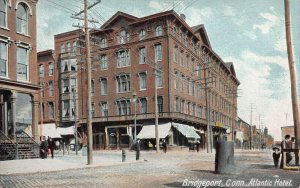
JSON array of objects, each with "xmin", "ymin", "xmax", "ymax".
[{"xmin": 29, "ymin": 0, "xmax": 300, "ymax": 141}]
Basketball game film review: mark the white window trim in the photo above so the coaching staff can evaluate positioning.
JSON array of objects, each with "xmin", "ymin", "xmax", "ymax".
[
  {"xmin": 16, "ymin": 42, "xmax": 31, "ymax": 81},
  {"xmin": 138, "ymin": 71, "xmax": 147, "ymax": 91},
  {"xmin": 0, "ymin": 35, "xmax": 10, "ymax": 78}
]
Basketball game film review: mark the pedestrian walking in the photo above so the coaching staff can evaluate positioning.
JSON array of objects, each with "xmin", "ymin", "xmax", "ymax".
[
  {"xmin": 162, "ymin": 139, "xmax": 167, "ymax": 153},
  {"xmin": 135, "ymin": 139, "xmax": 141, "ymax": 161},
  {"xmin": 47, "ymin": 136, "xmax": 55, "ymax": 158},
  {"xmin": 40, "ymin": 136, "xmax": 48, "ymax": 159},
  {"xmin": 272, "ymin": 147, "xmax": 280, "ymax": 168},
  {"xmin": 280, "ymin": 134, "xmax": 292, "ymax": 168},
  {"xmin": 196, "ymin": 139, "xmax": 200, "ymax": 152}
]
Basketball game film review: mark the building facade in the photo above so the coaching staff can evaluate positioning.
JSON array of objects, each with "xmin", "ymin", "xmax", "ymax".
[
  {"xmin": 0, "ymin": 0, "xmax": 40, "ymax": 141},
  {"xmin": 53, "ymin": 11, "xmax": 239, "ymax": 150},
  {"xmin": 37, "ymin": 50, "xmax": 56, "ymax": 125}
]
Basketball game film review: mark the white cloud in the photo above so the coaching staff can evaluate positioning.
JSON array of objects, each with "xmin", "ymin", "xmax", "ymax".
[
  {"xmin": 241, "ymin": 50, "xmax": 289, "ymax": 71},
  {"xmin": 200, "ymin": 7, "xmax": 214, "ymax": 18},
  {"xmin": 224, "ymin": 51, "xmax": 291, "ymax": 141},
  {"xmin": 149, "ymin": 1, "xmax": 169, "ymax": 12},
  {"xmin": 274, "ymin": 35, "xmax": 287, "ymax": 53},
  {"xmin": 243, "ymin": 31, "xmax": 257, "ymax": 40},
  {"xmin": 222, "ymin": 5, "xmax": 235, "ymax": 17},
  {"xmin": 253, "ymin": 12, "xmax": 279, "ymax": 34}
]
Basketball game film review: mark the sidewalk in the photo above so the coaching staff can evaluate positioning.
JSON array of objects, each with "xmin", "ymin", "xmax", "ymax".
[{"xmin": 0, "ymin": 149, "xmax": 142, "ymax": 175}]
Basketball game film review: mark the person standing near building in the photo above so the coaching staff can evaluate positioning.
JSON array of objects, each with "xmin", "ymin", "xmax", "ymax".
[
  {"xmin": 162, "ymin": 139, "xmax": 167, "ymax": 153},
  {"xmin": 280, "ymin": 135, "xmax": 292, "ymax": 168},
  {"xmin": 40, "ymin": 136, "xmax": 48, "ymax": 159},
  {"xmin": 272, "ymin": 147, "xmax": 280, "ymax": 168},
  {"xmin": 196, "ymin": 139, "xmax": 200, "ymax": 152},
  {"xmin": 136, "ymin": 139, "xmax": 141, "ymax": 161},
  {"xmin": 47, "ymin": 136, "xmax": 55, "ymax": 158}
]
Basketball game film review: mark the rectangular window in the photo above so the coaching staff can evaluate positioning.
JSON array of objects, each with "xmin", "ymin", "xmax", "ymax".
[
  {"xmin": 0, "ymin": 41, "xmax": 7, "ymax": 77},
  {"xmin": 173, "ymin": 47, "xmax": 177, "ymax": 63},
  {"xmin": 186, "ymin": 55, "xmax": 189, "ymax": 68},
  {"xmin": 117, "ymin": 50, "xmax": 130, "ymax": 67},
  {"xmin": 100, "ymin": 78, "xmax": 108, "ymax": 95},
  {"xmin": 174, "ymin": 97, "xmax": 179, "ymax": 112},
  {"xmin": 191, "ymin": 81, "xmax": 195, "ymax": 96},
  {"xmin": 139, "ymin": 72, "xmax": 147, "ymax": 90},
  {"xmin": 116, "ymin": 99, "xmax": 130, "ymax": 115},
  {"xmin": 139, "ymin": 47, "xmax": 146, "ymax": 64},
  {"xmin": 91, "ymin": 80, "xmax": 94, "ymax": 95},
  {"xmin": 70, "ymin": 59, "xmax": 76, "ymax": 71},
  {"xmin": 181, "ymin": 74, "xmax": 184, "ymax": 92},
  {"xmin": 197, "ymin": 106, "xmax": 202, "ymax": 118},
  {"xmin": 180, "ymin": 51, "xmax": 183, "ymax": 66},
  {"xmin": 192, "ymin": 104, "xmax": 196, "ymax": 116},
  {"xmin": 62, "ymin": 79, "xmax": 69, "ymax": 93},
  {"xmin": 187, "ymin": 78, "xmax": 190, "ymax": 95},
  {"xmin": 157, "ymin": 96, "xmax": 163, "ymax": 113},
  {"xmin": 100, "ymin": 55, "xmax": 107, "ymax": 70},
  {"xmin": 17, "ymin": 47, "xmax": 28, "ymax": 80},
  {"xmin": 116, "ymin": 74, "xmax": 130, "ymax": 93},
  {"xmin": 0, "ymin": 1, "xmax": 7, "ymax": 27},
  {"xmin": 197, "ymin": 84, "xmax": 201, "ymax": 100},
  {"xmin": 101, "ymin": 102, "xmax": 108, "ymax": 117},
  {"xmin": 70, "ymin": 78, "xmax": 76, "ymax": 92},
  {"xmin": 156, "ymin": 70, "xmax": 163, "ymax": 88},
  {"xmin": 174, "ymin": 71, "xmax": 178, "ymax": 90},
  {"xmin": 187, "ymin": 102, "xmax": 191, "ymax": 115},
  {"xmin": 49, "ymin": 102, "xmax": 54, "ymax": 119},
  {"xmin": 181, "ymin": 100, "xmax": 185, "ymax": 113},
  {"xmin": 49, "ymin": 80, "xmax": 53, "ymax": 96},
  {"xmin": 139, "ymin": 98, "xmax": 147, "ymax": 114},
  {"xmin": 63, "ymin": 100, "xmax": 70, "ymax": 117},
  {"xmin": 155, "ymin": 44, "xmax": 162, "ymax": 62},
  {"xmin": 196, "ymin": 63, "xmax": 200, "ymax": 78},
  {"xmin": 39, "ymin": 65, "xmax": 44, "ymax": 78}
]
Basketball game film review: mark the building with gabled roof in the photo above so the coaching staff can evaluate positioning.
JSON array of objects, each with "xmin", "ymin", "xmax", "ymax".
[{"xmin": 50, "ymin": 10, "xmax": 239, "ymax": 150}]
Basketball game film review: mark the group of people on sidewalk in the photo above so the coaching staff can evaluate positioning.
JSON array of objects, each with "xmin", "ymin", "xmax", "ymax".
[
  {"xmin": 272, "ymin": 134, "xmax": 299, "ymax": 168},
  {"xmin": 40, "ymin": 136, "xmax": 55, "ymax": 159}
]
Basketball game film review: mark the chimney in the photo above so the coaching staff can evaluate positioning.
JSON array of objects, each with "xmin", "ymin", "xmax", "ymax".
[{"xmin": 180, "ymin": 13, "xmax": 186, "ymax": 21}]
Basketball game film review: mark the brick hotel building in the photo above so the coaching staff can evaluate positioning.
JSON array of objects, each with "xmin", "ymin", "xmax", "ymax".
[
  {"xmin": 42, "ymin": 10, "xmax": 239, "ymax": 150},
  {"xmin": 0, "ymin": 0, "xmax": 40, "ymax": 142}
]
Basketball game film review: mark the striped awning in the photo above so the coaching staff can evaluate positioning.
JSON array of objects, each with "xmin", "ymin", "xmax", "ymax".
[{"xmin": 172, "ymin": 122, "xmax": 200, "ymax": 139}]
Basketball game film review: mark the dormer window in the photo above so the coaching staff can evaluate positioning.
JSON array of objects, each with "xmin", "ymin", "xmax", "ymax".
[
  {"xmin": 139, "ymin": 29, "xmax": 146, "ymax": 40},
  {"xmin": 16, "ymin": 3, "xmax": 29, "ymax": 35},
  {"xmin": 120, "ymin": 30, "xmax": 130, "ymax": 44},
  {"xmin": 155, "ymin": 25, "xmax": 162, "ymax": 36}
]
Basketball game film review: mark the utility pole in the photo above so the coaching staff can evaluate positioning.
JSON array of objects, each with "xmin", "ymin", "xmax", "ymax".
[
  {"xmin": 250, "ymin": 103, "xmax": 253, "ymax": 150},
  {"xmin": 155, "ymin": 68, "xmax": 159, "ymax": 153},
  {"xmin": 73, "ymin": 88, "xmax": 78, "ymax": 155},
  {"xmin": 204, "ymin": 67, "xmax": 211, "ymax": 153},
  {"xmin": 285, "ymin": 0, "xmax": 300, "ymax": 159}
]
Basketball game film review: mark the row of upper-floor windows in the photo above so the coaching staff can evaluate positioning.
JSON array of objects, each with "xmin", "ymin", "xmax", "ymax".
[
  {"xmin": 61, "ymin": 96, "xmax": 164, "ymax": 118},
  {"xmin": 40, "ymin": 80, "xmax": 54, "ymax": 97},
  {"xmin": 39, "ymin": 62, "xmax": 54, "ymax": 77},
  {"xmin": 0, "ymin": 39, "xmax": 30, "ymax": 81},
  {"xmin": 0, "ymin": 0, "xmax": 31, "ymax": 35},
  {"xmin": 60, "ymin": 41, "xmax": 77, "ymax": 54},
  {"xmin": 173, "ymin": 46, "xmax": 201, "ymax": 75},
  {"xmin": 173, "ymin": 26, "xmax": 201, "ymax": 55}
]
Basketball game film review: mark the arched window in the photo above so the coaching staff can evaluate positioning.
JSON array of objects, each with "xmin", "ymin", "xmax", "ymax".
[
  {"xmin": 16, "ymin": 3, "xmax": 28, "ymax": 35},
  {"xmin": 60, "ymin": 44, "xmax": 65, "ymax": 53},
  {"xmin": 48, "ymin": 62, "xmax": 53, "ymax": 76},
  {"xmin": 39, "ymin": 64, "xmax": 44, "ymax": 77},
  {"xmin": 72, "ymin": 41, "xmax": 77, "ymax": 53},
  {"xmin": 0, "ymin": 0, "xmax": 7, "ymax": 27},
  {"xmin": 67, "ymin": 42, "xmax": 71, "ymax": 52},
  {"xmin": 139, "ymin": 29, "xmax": 146, "ymax": 40},
  {"xmin": 120, "ymin": 30, "xmax": 130, "ymax": 44},
  {"xmin": 155, "ymin": 25, "xmax": 162, "ymax": 36}
]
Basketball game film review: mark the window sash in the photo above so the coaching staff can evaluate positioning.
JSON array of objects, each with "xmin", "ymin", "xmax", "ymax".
[
  {"xmin": 139, "ymin": 73, "xmax": 147, "ymax": 90},
  {"xmin": 139, "ymin": 48, "xmax": 146, "ymax": 64},
  {"xmin": 155, "ymin": 45, "xmax": 162, "ymax": 61},
  {"xmin": 101, "ymin": 79, "xmax": 108, "ymax": 95},
  {"xmin": 0, "ymin": 42, "xmax": 7, "ymax": 77},
  {"xmin": 17, "ymin": 47, "xmax": 28, "ymax": 80},
  {"xmin": 101, "ymin": 55, "xmax": 107, "ymax": 69}
]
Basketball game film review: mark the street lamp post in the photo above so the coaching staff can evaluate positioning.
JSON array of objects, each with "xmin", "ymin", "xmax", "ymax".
[{"xmin": 132, "ymin": 91, "xmax": 137, "ymax": 143}]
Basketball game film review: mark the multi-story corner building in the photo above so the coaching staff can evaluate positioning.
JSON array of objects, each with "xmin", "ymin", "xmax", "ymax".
[
  {"xmin": 237, "ymin": 117, "xmax": 251, "ymax": 149},
  {"xmin": 37, "ymin": 50, "xmax": 56, "ymax": 124},
  {"xmin": 0, "ymin": 0, "xmax": 40, "ymax": 141},
  {"xmin": 53, "ymin": 10, "xmax": 239, "ymax": 150}
]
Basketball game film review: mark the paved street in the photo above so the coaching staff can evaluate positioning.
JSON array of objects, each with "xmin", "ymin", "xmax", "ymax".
[{"xmin": 0, "ymin": 149, "xmax": 299, "ymax": 188}]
